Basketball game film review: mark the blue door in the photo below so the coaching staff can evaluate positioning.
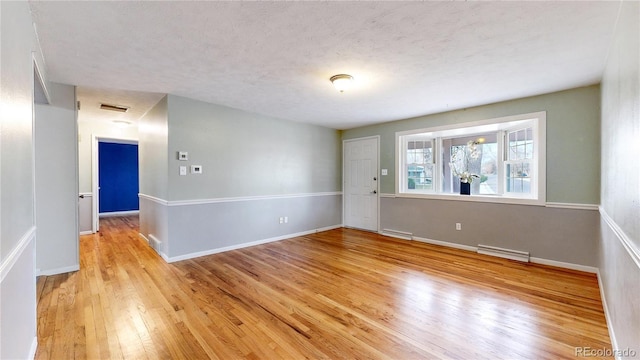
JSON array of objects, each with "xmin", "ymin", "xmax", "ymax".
[{"xmin": 98, "ymin": 142, "xmax": 139, "ymax": 213}]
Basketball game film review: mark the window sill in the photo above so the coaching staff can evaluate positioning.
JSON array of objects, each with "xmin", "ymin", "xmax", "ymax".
[{"xmin": 388, "ymin": 192, "xmax": 545, "ymax": 206}]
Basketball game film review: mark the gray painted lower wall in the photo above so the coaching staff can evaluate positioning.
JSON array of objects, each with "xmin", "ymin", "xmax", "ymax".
[
  {"xmin": 79, "ymin": 194, "xmax": 93, "ymax": 233},
  {"xmin": 381, "ymin": 197, "xmax": 599, "ymax": 267},
  {"xmin": 139, "ymin": 196, "xmax": 170, "ymax": 258},
  {"xmin": 599, "ymin": 212, "xmax": 640, "ymax": 358},
  {"xmin": 1, "ymin": 232, "xmax": 37, "ymax": 360},
  {"xmin": 139, "ymin": 194, "xmax": 342, "ymax": 261}
]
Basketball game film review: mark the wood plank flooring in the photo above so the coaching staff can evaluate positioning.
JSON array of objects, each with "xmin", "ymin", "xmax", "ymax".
[{"xmin": 35, "ymin": 216, "xmax": 611, "ymax": 359}]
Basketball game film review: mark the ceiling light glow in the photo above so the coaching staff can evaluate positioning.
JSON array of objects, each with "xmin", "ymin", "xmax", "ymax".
[
  {"xmin": 113, "ymin": 120, "xmax": 133, "ymax": 128},
  {"xmin": 330, "ymin": 74, "xmax": 354, "ymax": 93}
]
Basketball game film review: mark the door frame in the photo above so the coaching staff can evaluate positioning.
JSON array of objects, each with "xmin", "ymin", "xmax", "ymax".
[
  {"xmin": 91, "ymin": 135, "xmax": 138, "ymax": 233},
  {"xmin": 342, "ymin": 135, "xmax": 380, "ymax": 232}
]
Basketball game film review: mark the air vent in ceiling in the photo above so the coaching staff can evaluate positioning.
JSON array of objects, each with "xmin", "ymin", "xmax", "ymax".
[{"xmin": 100, "ymin": 103, "xmax": 129, "ymax": 113}]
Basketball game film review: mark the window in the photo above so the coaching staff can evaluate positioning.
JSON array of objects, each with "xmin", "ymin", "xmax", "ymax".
[
  {"xmin": 396, "ymin": 112, "xmax": 545, "ymax": 204},
  {"xmin": 404, "ymin": 139, "xmax": 434, "ymax": 191}
]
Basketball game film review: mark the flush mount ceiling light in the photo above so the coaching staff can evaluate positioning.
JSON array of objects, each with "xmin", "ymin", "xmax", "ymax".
[
  {"xmin": 330, "ymin": 74, "xmax": 354, "ymax": 93},
  {"xmin": 112, "ymin": 120, "xmax": 132, "ymax": 128}
]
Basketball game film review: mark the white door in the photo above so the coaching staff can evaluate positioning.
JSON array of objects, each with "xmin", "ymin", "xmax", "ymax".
[{"xmin": 344, "ymin": 137, "xmax": 378, "ymax": 231}]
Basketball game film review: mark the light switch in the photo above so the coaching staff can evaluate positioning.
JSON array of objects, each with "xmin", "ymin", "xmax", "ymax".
[
  {"xmin": 381, "ymin": 169, "xmax": 388, "ymax": 176},
  {"xmin": 179, "ymin": 166, "xmax": 187, "ymax": 176}
]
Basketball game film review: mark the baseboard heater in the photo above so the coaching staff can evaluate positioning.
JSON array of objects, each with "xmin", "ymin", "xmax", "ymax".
[
  {"xmin": 477, "ymin": 244, "xmax": 530, "ymax": 262},
  {"xmin": 381, "ymin": 229, "xmax": 413, "ymax": 240},
  {"xmin": 148, "ymin": 234, "xmax": 162, "ymax": 251}
]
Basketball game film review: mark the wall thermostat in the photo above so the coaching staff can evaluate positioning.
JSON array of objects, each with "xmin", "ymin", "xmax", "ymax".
[{"xmin": 177, "ymin": 151, "xmax": 188, "ymax": 161}]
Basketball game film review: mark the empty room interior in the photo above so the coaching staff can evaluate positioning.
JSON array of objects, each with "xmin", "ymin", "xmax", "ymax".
[{"xmin": 1, "ymin": 1, "xmax": 639, "ymax": 359}]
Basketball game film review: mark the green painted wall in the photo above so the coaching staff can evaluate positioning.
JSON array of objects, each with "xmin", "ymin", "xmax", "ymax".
[
  {"xmin": 343, "ymin": 86, "xmax": 601, "ymax": 204},
  {"xmin": 166, "ymin": 95, "xmax": 342, "ymax": 201}
]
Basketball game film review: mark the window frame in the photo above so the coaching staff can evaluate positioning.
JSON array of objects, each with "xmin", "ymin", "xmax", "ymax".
[{"xmin": 395, "ymin": 111, "xmax": 546, "ymax": 206}]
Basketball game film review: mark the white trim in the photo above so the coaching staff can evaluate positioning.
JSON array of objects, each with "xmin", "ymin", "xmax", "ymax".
[
  {"xmin": 37, "ymin": 264, "xmax": 80, "ymax": 276},
  {"xmin": 380, "ymin": 229, "xmax": 413, "ymax": 240},
  {"xmin": 0, "ymin": 227, "xmax": 36, "ymax": 283},
  {"xmin": 139, "ymin": 192, "xmax": 342, "ymax": 207},
  {"xmin": 529, "ymin": 257, "xmax": 597, "ymax": 273},
  {"xmin": 381, "ymin": 193, "xmax": 599, "ymax": 210},
  {"xmin": 545, "ymin": 202, "xmax": 599, "ymax": 210},
  {"xmin": 99, "ymin": 210, "xmax": 139, "ymax": 217},
  {"xmin": 79, "ymin": 231, "xmax": 93, "ymax": 236},
  {"xmin": 412, "ymin": 236, "xmax": 478, "ymax": 252},
  {"xmin": 138, "ymin": 193, "xmax": 169, "ymax": 205},
  {"xmin": 600, "ymin": 206, "xmax": 640, "ymax": 269},
  {"xmin": 597, "ymin": 270, "xmax": 620, "ymax": 355},
  {"xmin": 79, "ymin": 192, "xmax": 92, "ymax": 197},
  {"xmin": 138, "ymin": 232, "xmax": 150, "ymax": 244},
  {"xmin": 29, "ymin": 337, "xmax": 38, "ymax": 360},
  {"xmin": 395, "ymin": 111, "xmax": 546, "ymax": 206},
  {"xmin": 395, "ymin": 111, "xmax": 548, "ymax": 138},
  {"xmin": 92, "ymin": 135, "xmax": 139, "ymax": 233},
  {"xmin": 394, "ymin": 192, "xmax": 545, "ymax": 206},
  {"xmin": 166, "ymin": 225, "xmax": 342, "ymax": 263}
]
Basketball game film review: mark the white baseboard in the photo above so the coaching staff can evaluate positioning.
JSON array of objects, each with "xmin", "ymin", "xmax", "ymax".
[
  {"xmin": 79, "ymin": 230, "xmax": 93, "ymax": 236},
  {"xmin": 37, "ymin": 264, "xmax": 80, "ymax": 276},
  {"xmin": 138, "ymin": 232, "xmax": 150, "ymax": 244},
  {"xmin": 166, "ymin": 225, "xmax": 343, "ymax": 263},
  {"xmin": 99, "ymin": 210, "xmax": 139, "ymax": 218},
  {"xmin": 597, "ymin": 270, "xmax": 620, "ymax": 357},
  {"xmin": 529, "ymin": 257, "xmax": 597, "ymax": 273},
  {"xmin": 29, "ymin": 337, "xmax": 38, "ymax": 360},
  {"xmin": 412, "ymin": 236, "xmax": 478, "ymax": 252}
]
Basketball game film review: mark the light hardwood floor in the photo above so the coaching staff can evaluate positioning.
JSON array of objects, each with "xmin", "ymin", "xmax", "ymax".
[{"xmin": 36, "ymin": 216, "xmax": 611, "ymax": 359}]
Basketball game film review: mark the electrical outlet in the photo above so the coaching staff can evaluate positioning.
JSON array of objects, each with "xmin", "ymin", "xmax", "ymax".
[
  {"xmin": 279, "ymin": 217, "xmax": 284, "ymax": 224},
  {"xmin": 456, "ymin": 223, "xmax": 462, "ymax": 231}
]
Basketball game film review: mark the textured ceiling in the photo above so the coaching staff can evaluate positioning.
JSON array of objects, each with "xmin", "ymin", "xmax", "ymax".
[{"xmin": 29, "ymin": 1, "xmax": 621, "ymax": 130}]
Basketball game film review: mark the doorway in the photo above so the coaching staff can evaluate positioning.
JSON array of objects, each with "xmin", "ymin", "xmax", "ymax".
[
  {"xmin": 92, "ymin": 137, "xmax": 139, "ymax": 232},
  {"xmin": 343, "ymin": 136, "xmax": 379, "ymax": 231}
]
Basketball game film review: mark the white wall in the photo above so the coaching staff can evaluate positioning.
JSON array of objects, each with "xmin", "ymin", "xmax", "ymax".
[
  {"xmin": 1, "ymin": 1, "xmax": 45, "ymax": 358},
  {"xmin": 599, "ymin": 1, "xmax": 640, "ymax": 356},
  {"xmin": 77, "ymin": 118, "xmax": 138, "ymax": 232},
  {"xmin": 35, "ymin": 82, "xmax": 79, "ymax": 275},
  {"xmin": 78, "ymin": 119, "xmax": 138, "ymax": 193}
]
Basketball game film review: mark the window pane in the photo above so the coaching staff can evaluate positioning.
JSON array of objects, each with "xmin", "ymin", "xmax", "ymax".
[
  {"xmin": 505, "ymin": 162, "xmax": 531, "ymax": 194},
  {"xmin": 406, "ymin": 139, "xmax": 433, "ymax": 191},
  {"xmin": 508, "ymin": 127, "xmax": 533, "ymax": 161},
  {"xmin": 444, "ymin": 134, "xmax": 497, "ymax": 195}
]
